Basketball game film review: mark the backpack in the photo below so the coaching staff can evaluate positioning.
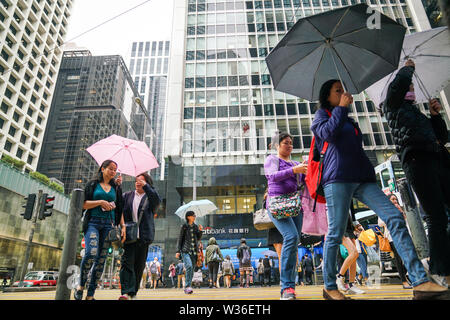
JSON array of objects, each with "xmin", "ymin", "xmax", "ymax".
[
  {"xmin": 305, "ymin": 109, "xmax": 331, "ymax": 211},
  {"xmin": 150, "ymin": 262, "xmax": 158, "ymax": 274},
  {"xmin": 257, "ymin": 262, "xmax": 265, "ymax": 274},
  {"xmin": 222, "ymin": 260, "xmax": 232, "ymax": 274},
  {"xmin": 241, "ymin": 247, "xmax": 251, "ymax": 265}
]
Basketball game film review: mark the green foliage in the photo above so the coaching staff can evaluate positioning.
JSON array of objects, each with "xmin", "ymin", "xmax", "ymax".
[
  {"xmin": 29, "ymin": 171, "xmax": 51, "ymax": 186},
  {"xmin": 1, "ymin": 154, "xmax": 26, "ymax": 171},
  {"xmin": 49, "ymin": 181, "xmax": 64, "ymax": 193}
]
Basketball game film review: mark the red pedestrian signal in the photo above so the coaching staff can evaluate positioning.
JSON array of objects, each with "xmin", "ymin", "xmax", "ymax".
[{"xmin": 38, "ymin": 193, "xmax": 55, "ymax": 220}]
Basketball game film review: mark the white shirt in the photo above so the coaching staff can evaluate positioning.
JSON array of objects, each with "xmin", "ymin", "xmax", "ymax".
[{"xmin": 132, "ymin": 191, "xmax": 145, "ymax": 238}]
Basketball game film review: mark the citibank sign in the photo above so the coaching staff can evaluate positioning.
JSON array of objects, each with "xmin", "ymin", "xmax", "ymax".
[{"xmin": 203, "ymin": 226, "xmax": 250, "ymax": 236}]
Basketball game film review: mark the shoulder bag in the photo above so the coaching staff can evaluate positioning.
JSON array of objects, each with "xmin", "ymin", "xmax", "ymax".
[
  {"xmin": 268, "ymin": 162, "xmax": 303, "ymax": 220},
  {"xmin": 124, "ymin": 198, "xmax": 148, "ymax": 244}
]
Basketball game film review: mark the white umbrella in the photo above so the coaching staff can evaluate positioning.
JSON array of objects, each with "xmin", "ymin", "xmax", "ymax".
[
  {"xmin": 365, "ymin": 26, "xmax": 450, "ymax": 108},
  {"xmin": 174, "ymin": 199, "xmax": 218, "ymax": 219}
]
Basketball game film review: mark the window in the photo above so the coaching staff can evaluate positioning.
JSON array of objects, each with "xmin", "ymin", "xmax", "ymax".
[
  {"xmin": 8, "ymin": 125, "xmax": 16, "ymax": 137},
  {"xmin": 4, "ymin": 140, "xmax": 12, "ymax": 152}
]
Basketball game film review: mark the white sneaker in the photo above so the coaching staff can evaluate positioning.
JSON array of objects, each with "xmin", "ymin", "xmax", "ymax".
[
  {"xmin": 336, "ymin": 274, "xmax": 348, "ymax": 291},
  {"xmin": 347, "ymin": 283, "xmax": 365, "ymax": 294}
]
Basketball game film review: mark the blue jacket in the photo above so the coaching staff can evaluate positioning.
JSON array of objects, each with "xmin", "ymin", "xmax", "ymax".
[
  {"xmin": 311, "ymin": 106, "xmax": 376, "ymax": 186},
  {"xmin": 122, "ymin": 184, "xmax": 161, "ymax": 244}
]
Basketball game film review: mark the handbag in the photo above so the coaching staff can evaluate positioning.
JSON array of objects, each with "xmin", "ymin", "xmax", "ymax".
[
  {"xmin": 253, "ymin": 208, "xmax": 275, "ymax": 230},
  {"xmin": 300, "ymin": 185, "xmax": 328, "ymax": 235},
  {"xmin": 378, "ymin": 235, "xmax": 392, "ymax": 252},
  {"xmin": 211, "ymin": 249, "xmax": 222, "ymax": 262},
  {"xmin": 268, "ymin": 169, "xmax": 302, "ymax": 220},
  {"xmin": 196, "ymin": 242, "xmax": 205, "ymax": 267},
  {"xmin": 358, "ymin": 229, "xmax": 377, "ymax": 247},
  {"xmin": 106, "ymin": 225, "xmax": 122, "ymax": 243},
  {"xmin": 124, "ymin": 198, "xmax": 148, "ymax": 244},
  {"xmin": 376, "ymin": 228, "xmax": 392, "ymax": 252}
]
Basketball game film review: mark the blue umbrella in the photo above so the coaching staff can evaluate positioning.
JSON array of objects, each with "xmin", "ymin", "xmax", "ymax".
[
  {"xmin": 261, "ymin": 250, "xmax": 278, "ymax": 258},
  {"xmin": 174, "ymin": 199, "xmax": 218, "ymax": 219}
]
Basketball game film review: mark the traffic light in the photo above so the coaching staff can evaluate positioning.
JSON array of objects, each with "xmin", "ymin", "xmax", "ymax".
[
  {"xmin": 38, "ymin": 193, "xmax": 55, "ymax": 220},
  {"xmin": 108, "ymin": 247, "xmax": 113, "ymax": 254},
  {"xmin": 21, "ymin": 194, "xmax": 36, "ymax": 220}
]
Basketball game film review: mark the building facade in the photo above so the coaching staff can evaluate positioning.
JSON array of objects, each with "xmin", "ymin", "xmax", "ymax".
[
  {"xmin": 128, "ymin": 40, "xmax": 171, "ymax": 181},
  {"xmin": 0, "ymin": 0, "xmax": 73, "ymax": 172},
  {"xmin": 0, "ymin": 160, "xmax": 71, "ymax": 284},
  {"xmin": 147, "ymin": 0, "xmax": 450, "ymax": 263},
  {"xmin": 37, "ymin": 50, "xmax": 145, "ymax": 194}
]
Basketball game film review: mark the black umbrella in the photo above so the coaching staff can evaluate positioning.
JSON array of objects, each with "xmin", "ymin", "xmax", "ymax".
[{"xmin": 266, "ymin": 4, "xmax": 406, "ymax": 102}]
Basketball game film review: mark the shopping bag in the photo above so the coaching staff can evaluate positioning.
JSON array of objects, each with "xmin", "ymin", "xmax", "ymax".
[
  {"xmin": 358, "ymin": 229, "xmax": 377, "ymax": 247},
  {"xmin": 300, "ymin": 186, "xmax": 328, "ymax": 235}
]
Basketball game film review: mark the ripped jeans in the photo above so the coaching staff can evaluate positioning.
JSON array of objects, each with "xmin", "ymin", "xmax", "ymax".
[{"xmin": 79, "ymin": 217, "xmax": 112, "ymax": 297}]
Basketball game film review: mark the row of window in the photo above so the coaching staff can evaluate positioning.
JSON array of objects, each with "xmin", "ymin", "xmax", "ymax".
[
  {"xmin": 185, "ymin": 74, "xmax": 273, "ymax": 88},
  {"xmin": 183, "ymin": 100, "xmax": 376, "ymax": 119},
  {"xmin": 187, "ymin": 0, "xmax": 405, "ymax": 10},
  {"xmin": 181, "ymin": 130, "xmax": 390, "ymax": 154},
  {"xmin": 130, "ymin": 41, "xmax": 170, "ymax": 58},
  {"xmin": 3, "ymin": 138, "xmax": 36, "ymax": 164},
  {"xmin": 129, "ymin": 57, "xmax": 169, "ymax": 75}
]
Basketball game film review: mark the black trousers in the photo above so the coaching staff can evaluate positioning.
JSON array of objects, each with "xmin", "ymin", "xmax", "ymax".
[
  {"xmin": 263, "ymin": 269, "xmax": 271, "ymax": 286},
  {"xmin": 208, "ymin": 261, "xmax": 219, "ymax": 284},
  {"xmin": 403, "ymin": 149, "xmax": 450, "ymax": 276},
  {"xmin": 119, "ymin": 239, "xmax": 149, "ymax": 296},
  {"xmin": 389, "ymin": 241, "xmax": 408, "ymax": 283},
  {"xmin": 304, "ymin": 270, "xmax": 313, "ymax": 284}
]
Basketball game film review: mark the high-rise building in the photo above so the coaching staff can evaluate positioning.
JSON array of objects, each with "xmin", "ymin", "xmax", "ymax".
[
  {"xmin": 0, "ymin": 0, "xmax": 73, "ymax": 172},
  {"xmin": 37, "ymin": 50, "xmax": 145, "ymax": 194},
  {"xmin": 128, "ymin": 40, "xmax": 171, "ymax": 180},
  {"xmin": 156, "ymin": 0, "xmax": 450, "ymax": 252}
]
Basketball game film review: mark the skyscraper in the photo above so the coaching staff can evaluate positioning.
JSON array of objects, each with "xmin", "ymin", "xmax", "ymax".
[
  {"xmin": 128, "ymin": 40, "xmax": 171, "ymax": 181},
  {"xmin": 0, "ymin": 0, "xmax": 73, "ymax": 172},
  {"xmin": 37, "ymin": 50, "xmax": 145, "ymax": 194},
  {"xmin": 159, "ymin": 0, "xmax": 449, "ymax": 244}
]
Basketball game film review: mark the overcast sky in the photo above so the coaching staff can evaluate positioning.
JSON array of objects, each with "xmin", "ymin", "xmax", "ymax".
[{"xmin": 65, "ymin": 0, "xmax": 174, "ymax": 60}]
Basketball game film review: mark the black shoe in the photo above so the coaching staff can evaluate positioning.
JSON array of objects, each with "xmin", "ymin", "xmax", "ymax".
[{"xmin": 73, "ymin": 289, "xmax": 83, "ymax": 301}]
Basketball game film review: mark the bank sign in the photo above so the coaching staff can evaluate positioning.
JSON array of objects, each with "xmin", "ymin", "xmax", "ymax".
[{"xmin": 201, "ymin": 214, "xmax": 265, "ymax": 239}]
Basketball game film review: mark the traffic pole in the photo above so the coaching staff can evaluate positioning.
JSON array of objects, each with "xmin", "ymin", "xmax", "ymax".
[
  {"xmin": 55, "ymin": 189, "xmax": 84, "ymax": 300},
  {"xmin": 397, "ymin": 178, "xmax": 429, "ymax": 260},
  {"xmin": 18, "ymin": 190, "xmax": 42, "ymax": 287}
]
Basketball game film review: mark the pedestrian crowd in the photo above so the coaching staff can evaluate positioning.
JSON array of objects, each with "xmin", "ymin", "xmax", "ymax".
[{"xmin": 72, "ymin": 57, "xmax": 449, "ymax": 301}]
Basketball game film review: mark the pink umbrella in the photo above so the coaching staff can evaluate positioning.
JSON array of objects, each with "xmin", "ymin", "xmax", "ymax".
[{"xmin": 86, "ymin": 134, "xmax": 159, "ymax": 177}]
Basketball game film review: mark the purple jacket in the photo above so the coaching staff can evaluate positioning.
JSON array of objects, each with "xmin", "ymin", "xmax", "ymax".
[
  {"xmin": 311, "ymin": 106, "xmax": 376, "ymax": 185},
  {"xmin": 264, "ymin": 154, "xmax": 305, "ymax": 197}
]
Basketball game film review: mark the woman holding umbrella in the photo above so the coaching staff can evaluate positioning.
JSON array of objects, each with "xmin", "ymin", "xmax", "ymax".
[
  {"xmin": 311, "ymin": 79, "xmax": 449, "ymax": 300},
  {"xmin": 118, "ymin": 172, "xmax": 161, "ymax": 300},
  {"xmin": 74, "ymin": 160, "xmax": 124, "ymax": 300},
  {"xmin": 382, "ymin": 58, "xmax": 450, "ymax": 287},
  {"xmin": 175, "ymin": 211, "xmax": 203, "ymax": 294}
]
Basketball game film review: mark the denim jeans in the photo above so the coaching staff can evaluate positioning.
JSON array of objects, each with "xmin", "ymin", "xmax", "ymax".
[
  {"xmin": 323, "ymin": 182, "xmax": 428, "ymax": 290},
  {"xmin": 356, "ymin": 248, "xmax": 368, "ymax": 279},
  {"xmin": 268, "ymin": 210, "xmax": 302, "ymax": 293},
  {"xmin": 182, "ymin": 253, "xmax": 195, "ymax": 288},
  {"xmin": 79, "ymin": 217, "xmax": 112, "ymax": 297}
]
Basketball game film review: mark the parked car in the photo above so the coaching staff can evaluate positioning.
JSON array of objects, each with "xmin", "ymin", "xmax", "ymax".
[{"xmin": 13, "ymin": 271, "xmax": 58, "ymax": 287}]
